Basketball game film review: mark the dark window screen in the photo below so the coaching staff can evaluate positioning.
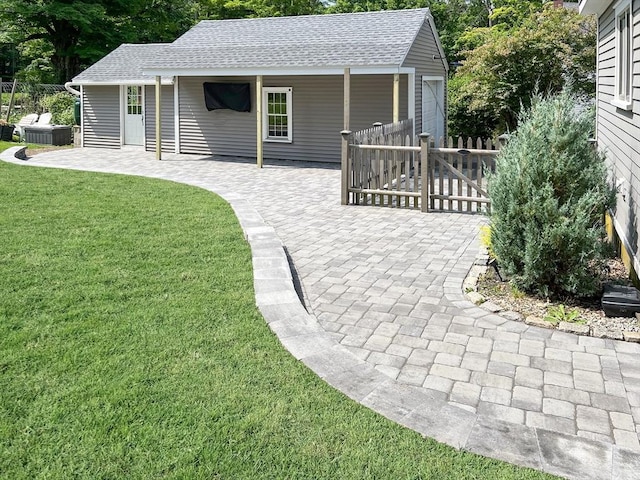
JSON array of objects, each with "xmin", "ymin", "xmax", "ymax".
[{"xmin": 203, "ymin": 82, "xmax": 251, "ymax": 112}]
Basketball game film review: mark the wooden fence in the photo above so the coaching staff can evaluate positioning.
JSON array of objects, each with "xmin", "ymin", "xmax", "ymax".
[{"xmin": 341, "ymin": 121, "xmax": 502, "ymax": 213}]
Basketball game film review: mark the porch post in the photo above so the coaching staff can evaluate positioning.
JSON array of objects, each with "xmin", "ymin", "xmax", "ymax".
[
  {"xmin": 341, "ymin": 68, "xmax": 351, "ymax": 205},
  {"xmin": 407, "ymin": 72, "xmax": 415, "ymax": 137},
  {"xmin": 343, "ymin": 68, "xmax": 350, "ymax": 130},
  {"xmin": 393, "ymin": 73, "xmax": 400, "ymax": 123},
  {"xmin": 256, "ymin": 75, "xmax": 263, "ymax": 168},
  {"xmin": 155, "ymin": 76, "xmax": 162, "ymax": 160},
  {"xmin": 420, "ymin": 133, "xmax": 430, "ymax": 213}
]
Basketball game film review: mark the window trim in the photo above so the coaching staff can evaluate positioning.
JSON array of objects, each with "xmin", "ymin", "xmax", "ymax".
[
  {"xmin": 262, "ymin": 87, "xmax": 293, "ymax": 143},
  {"xmin": 613, "ymin": 0, "xmax": 633, "ymax": 110}
]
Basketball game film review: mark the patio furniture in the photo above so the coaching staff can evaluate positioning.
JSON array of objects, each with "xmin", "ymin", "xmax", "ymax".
[
  {"xmin": 36, "ymin": 112, "xmax": 52, "ymax": 126},
  {"xmin": 23, "ymin": 125, "xmax": 72, "ymax": 146},
  {"xmin": 14, "ymin": 113, "xmax": 38, "ymax": 141}
]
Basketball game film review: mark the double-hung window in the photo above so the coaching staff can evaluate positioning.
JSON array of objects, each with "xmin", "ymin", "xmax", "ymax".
[
  {"xmin": 614, "ymin": 0, "xmax": 633, "ymax": 110},
  {"xmin": 263, "ymin": 87, "xmax": 292, "ymax": 142}
]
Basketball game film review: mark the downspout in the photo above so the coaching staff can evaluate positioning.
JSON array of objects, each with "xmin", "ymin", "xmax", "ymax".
[{"xmin": 65, "ymin": 82, "xmax": 82, "ymax": 147}]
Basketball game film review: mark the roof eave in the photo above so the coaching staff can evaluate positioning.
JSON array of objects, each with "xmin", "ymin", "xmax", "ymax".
[
  {"xmin": 71, "ymin": 78, "xmax": 175, "ymax": 86},
  {"xmin": 142, "ymin": 65, "xmax": 416, "ymax": 77},
  {"xmin": 579, "ymin": 0, "xmax": 609, "ymax": 16}
]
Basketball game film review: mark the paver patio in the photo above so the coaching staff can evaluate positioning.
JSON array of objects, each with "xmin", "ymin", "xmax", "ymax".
[{"xmin": 3, "ymin": 147, "xmax": 640, "ymax": 480}]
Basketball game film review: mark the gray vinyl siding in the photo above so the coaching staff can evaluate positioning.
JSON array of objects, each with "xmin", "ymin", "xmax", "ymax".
[
  {"xmin": 595, "ymin": 2, "xmax": 640, "ymax": 259},
  {"xmin": 178, "ymin": 75, "xmax": 407, "ymax": 162},
  {"xmin": 144, "ymin": 85, "xmax": 175, "ymax": 153},
  {"xmin": 179, "ymin": 76, "xmax": 255, "ymax": 157},
  {"xmin": 82, "ymin": 86, "xmax": 120, "ymax": 148},
  {"xmin": 402, "ymin": 19, "xmax": 448, "ymax": 136}
]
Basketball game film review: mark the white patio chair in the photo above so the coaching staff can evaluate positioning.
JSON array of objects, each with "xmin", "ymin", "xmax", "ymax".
[
  {"xmin": 14, "ymin": 113, "xmax": 38, "ymax": 142},
  {"xmin": 36, "ymin": 112, "xmax": 52, "ymax": 126}
]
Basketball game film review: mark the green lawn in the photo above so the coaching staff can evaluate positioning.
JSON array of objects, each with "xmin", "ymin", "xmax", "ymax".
[
  {"xmin": 0, "ymin": 140, "xmax": 46, "ymax": 152},
  {"xmin": 0, "ymin": 160, "xmax": 556, "ymax": 479}
]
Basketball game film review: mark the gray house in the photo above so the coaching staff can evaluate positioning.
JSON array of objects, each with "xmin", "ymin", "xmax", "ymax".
[
  {"xmin": 70, "ymin": 8, "xmax": 448, "ymax": 163},
  {"xmin": 579, "ymin": 0, "xmax": 640, "ymax": 278}
]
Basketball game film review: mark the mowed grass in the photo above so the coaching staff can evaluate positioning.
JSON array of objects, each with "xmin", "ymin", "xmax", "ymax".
[{"xmin": 0, "ymin": 160, "xmax": 556, "ymax": 479}]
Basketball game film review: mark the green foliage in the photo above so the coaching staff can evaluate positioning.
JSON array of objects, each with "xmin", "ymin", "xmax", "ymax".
[
  {"xmin": 0, "ymin": 0, "xmax": 200, "ymax": 83},
  {"xmin": 488, "ymin": 91, "xmax": 615, "ymax": 298},
  {"xmin": 40, "ymin": 91, "xmax": 75, "ymax": 125},
  {"xmin": 544, "ymin": 304, "xmax": 585, "ymax": 325},
  {"xmin": 479, "ymin": 224, "xmax": 495, "ymax": 258},
  {"xmin": 449, "ymin": 5, "xmax": 596, "ymax": 136}
]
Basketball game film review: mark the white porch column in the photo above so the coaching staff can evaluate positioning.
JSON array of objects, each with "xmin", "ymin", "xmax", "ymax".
[
  {"xmin": 256, "ymin": 75, "xmax": 263, "ymax": 168},
  {"xmin": 155, "ymin": 75, "xmax": 162, "ymax": 160},
  {"xmin": 393, "ymin": 73, "xmax": 400, "ymax": 123}
]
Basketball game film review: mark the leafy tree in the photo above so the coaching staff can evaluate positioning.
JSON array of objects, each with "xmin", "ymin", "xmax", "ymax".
[
  {"xmin": 488, "ymin": 91, "xmax": 615, "ymax": 298},
  {"xmin": 195, "ymin": 0, "xmax": 323, "ymax": 19},
  {"xmin": 449, "ymin": 5, "xmax": 596, "ymax": 136},
  {"xmin": 0, "ymin": 0, "xmax": 200, "ymax": 83}
]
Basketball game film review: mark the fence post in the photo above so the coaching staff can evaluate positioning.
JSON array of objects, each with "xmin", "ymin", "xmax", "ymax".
[
  {"xmin": 341, "ymin": 130, "xmax": 352, "ymax": 205},
  {"xmin": 420, "ymin": 133, "xmax": 430, "ymax": 213},
  {"xmin": 497, "ymin": 133, "xmax": 510, "ymax": 150}
]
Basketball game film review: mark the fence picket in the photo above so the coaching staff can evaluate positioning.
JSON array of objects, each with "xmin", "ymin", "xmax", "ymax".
[{"xmin": 343, "ymin": 119, "xmax": 497, "ymax": 213}]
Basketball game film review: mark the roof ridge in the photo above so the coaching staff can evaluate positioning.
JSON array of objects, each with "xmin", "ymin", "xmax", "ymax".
[{"xmin": 195, "ymin": 7, "xmax": 431, "ymax": 24}]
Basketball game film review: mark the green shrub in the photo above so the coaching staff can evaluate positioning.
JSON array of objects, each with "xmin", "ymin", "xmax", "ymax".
[
  {"xmin": 488, "ymin": 91, "xmax": 615, "ymax": 298},
  {"xmin": 40, "ymin": 91, "xmax": 75, "ymax": 125}
]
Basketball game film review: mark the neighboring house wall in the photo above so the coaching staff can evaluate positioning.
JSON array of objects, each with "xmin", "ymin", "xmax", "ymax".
[
  {"xmin": 403, "ymin": 19, "xmax": 448, "ymax": 136},
  {"xmin": 144, "ymin": 85, "xmax": 175, "ymax": 153},
  {"xmin": 82, "ymin": 86, "xmax": 121, "ymax": 148},
  {"xmin": 595, "ymin": 2, "xmax": 640, "ymax": 269},
  {"xmin": 178, "ymin": 74, "xmax": 408, "ymax": 162}
]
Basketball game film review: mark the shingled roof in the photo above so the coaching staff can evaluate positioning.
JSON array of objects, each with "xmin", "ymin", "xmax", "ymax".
[
  {"xmin": 73, "ymin": 8, "xmax": 443, "ymax": 83},
  {"xmin": 73, "ymin": 44, "xmax": 172, "ymax": 84}
]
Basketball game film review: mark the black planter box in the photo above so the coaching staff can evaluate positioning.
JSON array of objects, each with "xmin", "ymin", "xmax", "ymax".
[
  {"xmin": 0, "ymin": 124, "xmax": 15, "ymax": 141},
  {"xmin": 602, "ymin": 284, "xmax": 640, "ymax": 317},
  {"xmin": 24, "ymin": 125, "xmax": 72, "ymax": 146}
]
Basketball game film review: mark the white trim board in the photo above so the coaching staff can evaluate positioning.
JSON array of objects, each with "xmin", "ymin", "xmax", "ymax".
[{"xmin": 143, "ymin": 66, "xmax": 415, "ymax": 77}]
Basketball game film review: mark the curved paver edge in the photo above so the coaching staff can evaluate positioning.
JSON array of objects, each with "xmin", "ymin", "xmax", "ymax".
[{"xmin": 2, "ymin": 146, "xmax": 635, "ymax": 480}]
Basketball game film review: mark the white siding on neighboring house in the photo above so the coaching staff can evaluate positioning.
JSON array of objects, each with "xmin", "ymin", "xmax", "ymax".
[
  {"xmin": 144, "ymin": 85, "xmax": 175, "ymax": 153},
  {"xmin": 178, "ymin": 74, "xmax": 408, "ymax": 162},
  {"xmin": 82, "ymin": 86, "xmax": 121, "ymax": 149},
  {"xmin": 595, "ymin": 1, "xmax": 640, "ymax": 266},
  {"xmin": 402, "ymin": 19, "xmax": 448, "ymax": 136}
]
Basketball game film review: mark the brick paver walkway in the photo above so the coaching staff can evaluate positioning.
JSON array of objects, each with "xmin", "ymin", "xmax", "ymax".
[{"xmin": 3, "ymin": 147, "xmax": 640, "ymax": 480}]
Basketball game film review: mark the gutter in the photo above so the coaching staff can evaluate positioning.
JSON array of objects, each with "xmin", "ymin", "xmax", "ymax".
[{"xmin": 64, "ymin": 82, "xmax": 81, "ymax": 96}]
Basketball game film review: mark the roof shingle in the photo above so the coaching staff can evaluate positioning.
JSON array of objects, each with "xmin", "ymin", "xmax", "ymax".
[{"xmin": 73, "ymin": 8, "xmax": 433, "ymax": 82}]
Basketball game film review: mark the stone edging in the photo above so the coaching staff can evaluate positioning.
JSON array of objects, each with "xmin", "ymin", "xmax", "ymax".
[{"xmin": 463, "ymin": 247, "xmax": 640, "ymax": 343}]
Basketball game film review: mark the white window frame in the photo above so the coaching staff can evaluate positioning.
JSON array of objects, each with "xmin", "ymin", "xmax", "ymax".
[
  {"xmin": 613, "ymin": 0, "xmax": 634, "ymax": 110},
  {"xmin": 262, "ymin": 87, "xmax": 292, "ymax": 143}
]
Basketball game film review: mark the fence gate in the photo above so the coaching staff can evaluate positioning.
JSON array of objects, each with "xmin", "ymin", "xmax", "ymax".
[
  {"xmin": 341, "ymin": 121, "xmax": 501, "ymax": 213},
  {"xmin": 427, "ymin": 137, "xmax": 499, "ymax": 213}
]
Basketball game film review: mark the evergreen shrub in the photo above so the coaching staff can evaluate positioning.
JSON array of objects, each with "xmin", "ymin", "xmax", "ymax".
[{"xmin": 488, "ymin": 91, "xmax": 615, "ymax": 298}]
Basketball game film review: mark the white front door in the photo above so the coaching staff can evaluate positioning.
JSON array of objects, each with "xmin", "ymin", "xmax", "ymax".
[
  {"xmin": 124, "ymin": 85, "xmax": 144, "ymax": 146},
  {"xmin": 422, "ymin": 77, "xmax": 445, "ymax": 145}
]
